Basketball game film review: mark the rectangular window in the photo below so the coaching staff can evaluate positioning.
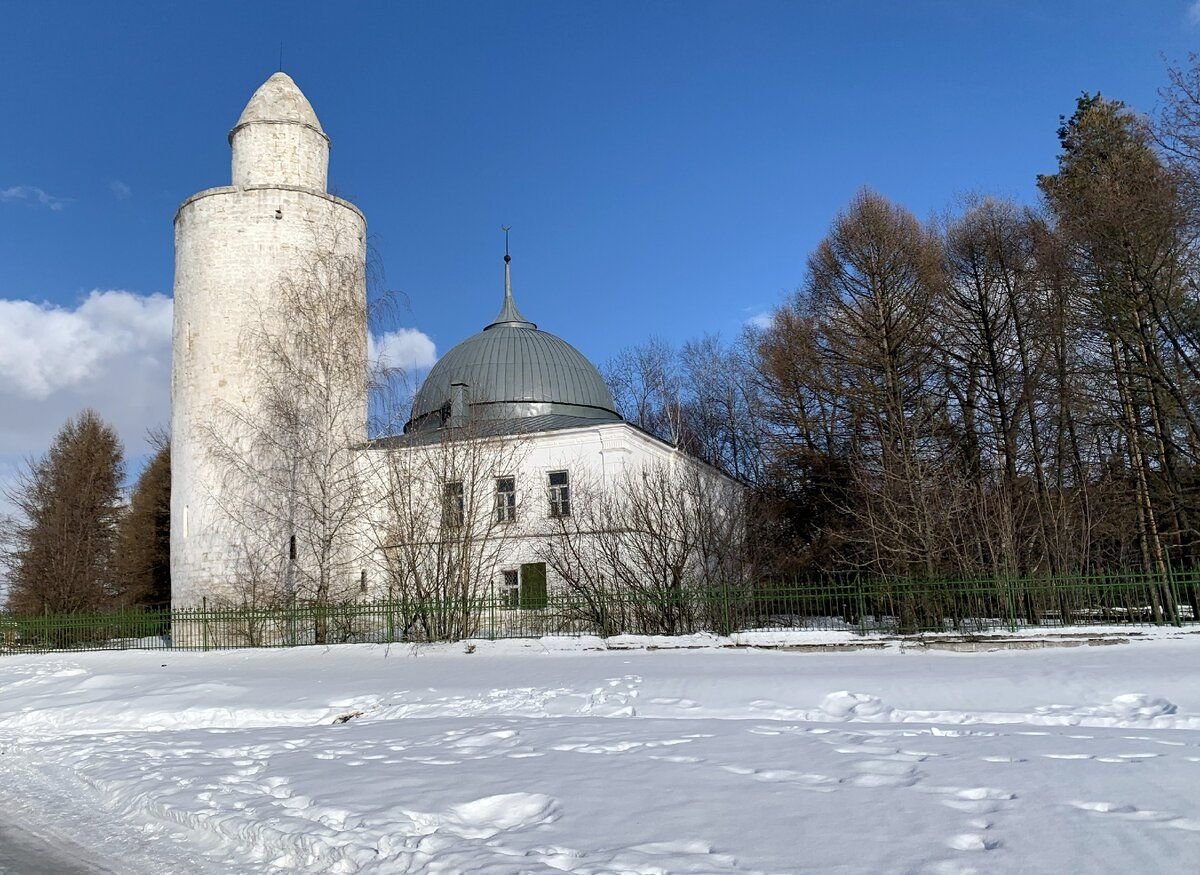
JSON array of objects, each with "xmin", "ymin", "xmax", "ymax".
[
  {"xmin": 548, "ymin": 470, "xmax": 570, "ymax": 518},
  {"xmin": 495, "ymin": 476, "xmax": 516, "ymax": 523},
  {"xmin": 443, "ymin": 481, "xmax": 465, "ymax": 527},
  {"xmin": 502, "ymin": 569, "xmax": 519, "ymax": 608}
]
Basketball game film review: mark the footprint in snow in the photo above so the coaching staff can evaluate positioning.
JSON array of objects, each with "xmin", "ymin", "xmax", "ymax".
[
  {"xmin": 720, "ymin": 764, "xmax": 838, "ymax": 789},
  {"xmin": 1068, "ymin": 799, "xmax": 1198, "ymax": 830},
  {"xmin": 954, "ymin": 787, "xmax": 1016, "ymax": 801},
  {"xmin": 931, "ymin": 786, "xmax": 1016, "ymax": 814},
  {"xmin": 820, "ymin": 691, "xmax": 894, "ymax": 721},
  {"xmin": 947, "ymin": 833, "xmax": 1001, "ymax": 851},
  {"xmin": 432, "ymin": 792, "xmax": 559, "ymax": 839},
  {"xmin": 1072, "ymin": 801, "xmax": 1137, "ymax": 814},
  {"xmin": 848, "ymin": 760, "xmax": 920, "ymax": 788},
  {"xmin": 1095, "ymin": 753, "xmax": 1162, "ymax": 763},
  {"xmin": 833, "ymin": 743, "xmax": 898, "ymax": 755}
]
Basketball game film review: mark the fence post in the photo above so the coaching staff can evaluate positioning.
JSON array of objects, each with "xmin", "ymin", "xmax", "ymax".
[
  {"xmin": 489, "ymin": 589, "xmax": 496, "ymax": 641},
  {"xmin": 201, "ymin": 597, "xmax": 209, "ymax": 652},
  {"xmin": 1166, "ymin": 562, "xmax": 1183, "ymax": 628},
  {"xmin": 1004, "ymin": 573, "xmax": 1017, "ymax": 633}
]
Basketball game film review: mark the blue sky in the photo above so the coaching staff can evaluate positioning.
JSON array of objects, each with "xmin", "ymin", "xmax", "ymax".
[{"xmin": 0, "ymin": 0, "xmax": 1197, "ymax": 479}]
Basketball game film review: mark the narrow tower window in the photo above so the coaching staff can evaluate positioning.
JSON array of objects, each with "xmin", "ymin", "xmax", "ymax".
[{"xmin": 443, "ymin": 481, "xmax": 465, "ymax": 528}]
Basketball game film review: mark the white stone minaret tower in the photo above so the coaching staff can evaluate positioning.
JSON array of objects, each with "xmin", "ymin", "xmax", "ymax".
[{"xmin": 170, "ymin": 73, "xmax": 366, "ymax": 607}]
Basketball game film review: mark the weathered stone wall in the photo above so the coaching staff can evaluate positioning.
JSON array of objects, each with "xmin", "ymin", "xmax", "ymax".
[
  {"xmin": 171, "ymin": 183, "xmax": 365, "ymax": 607},
  {"xmin": 230, "ymin": 120, "xmax": 329, "ymax": 190}
]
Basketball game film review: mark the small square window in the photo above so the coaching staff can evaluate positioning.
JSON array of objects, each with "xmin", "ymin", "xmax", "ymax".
[
  {"xmin": 495, "ymin": 476, "xmax": 516, "ymax": 523},
  {"xmin": 499, "ymin": 565, "xmax": 547, "ymax": 610},
  {"xmin": 502, "ymin": 569, "xmax": 519, "ymax": 608},
  {"xmin": 548, "ymin": 470, "xmax": 570, "ymax": 518}
]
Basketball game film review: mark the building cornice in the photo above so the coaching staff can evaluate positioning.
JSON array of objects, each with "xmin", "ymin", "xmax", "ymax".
[{"xmin": 174, "ymin": 185, "xmax": 365, "ymax": 225}]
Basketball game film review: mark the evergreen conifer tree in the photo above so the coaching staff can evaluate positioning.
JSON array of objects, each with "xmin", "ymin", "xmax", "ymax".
[
  {"xmin": 3, "ymin": 410, "xmax": 125, "ymax": 614},
  {"xmin": 116, "ymin": 433, "xmax": 171, "ymax": 608}
]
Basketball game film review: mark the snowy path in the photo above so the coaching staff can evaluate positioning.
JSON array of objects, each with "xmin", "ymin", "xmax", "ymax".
[
  {"xmin": 0, "ymin": 819, "xmax": 110, "ymax": 875},
  {"xmin": 2, "ymin": 632, "xmax": 1200, "ymax": 872}
]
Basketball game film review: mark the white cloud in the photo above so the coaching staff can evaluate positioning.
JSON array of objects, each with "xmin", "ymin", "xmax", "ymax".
[
  {"xmin": 0, "ymin": 185, "xmax": 68, "ymax": 211},
  {"xmin": 0, "ymin": 291, "xmax": 172, "ymax": 401},
  {"xmin": 109, "ymin": 180, "xmax": 132, "ymax": 200},
  {"xmin": 369, "ymin": 327, "xmax": 438, "ymax": 372},
  {"xmin": 0, "ymin": 290, "xmax": 437, "ymax": 464},
  {"xmin": 0, "ymin": 290, "xmax": 172, "ymax": 458},
  {"xmin": 744, "ymin": 311, "xmax": 774, "ymax": 330}
]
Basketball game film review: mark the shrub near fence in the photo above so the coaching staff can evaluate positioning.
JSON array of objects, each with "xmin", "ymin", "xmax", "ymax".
[{"xmin": 1, "ymin": 571, "xmax": 1196, "ymax": 655}]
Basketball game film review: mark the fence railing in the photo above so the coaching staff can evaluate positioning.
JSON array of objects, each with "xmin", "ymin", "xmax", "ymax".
[{"xmin": 2, "ymin": 570, "xmax": 1197, "ymax": 655}]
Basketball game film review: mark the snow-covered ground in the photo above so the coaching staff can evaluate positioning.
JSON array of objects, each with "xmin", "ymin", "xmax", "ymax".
[{"xmin": 2, "ymin": 631, "xmax": 1200, "ymax": 874}]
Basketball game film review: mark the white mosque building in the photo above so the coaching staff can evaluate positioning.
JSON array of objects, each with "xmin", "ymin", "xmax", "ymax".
[{"xmin": 169, "ymin": 73, "xmax": 741, "ymax": 615}]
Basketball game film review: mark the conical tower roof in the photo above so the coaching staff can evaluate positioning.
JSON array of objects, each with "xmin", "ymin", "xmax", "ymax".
[{"xmin": 235, "ymin": 72, "xmax": 325, "ymax": 133}]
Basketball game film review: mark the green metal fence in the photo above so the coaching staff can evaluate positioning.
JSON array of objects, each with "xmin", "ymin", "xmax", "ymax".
[{"xmin": 2, "ymin": 570, "xmax": 1196, "ymax": 656}]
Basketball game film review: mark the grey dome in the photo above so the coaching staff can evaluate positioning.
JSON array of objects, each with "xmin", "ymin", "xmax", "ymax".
[{"xmin": 405, "ymin": 258, "xmax": 620, "ymax": 433}]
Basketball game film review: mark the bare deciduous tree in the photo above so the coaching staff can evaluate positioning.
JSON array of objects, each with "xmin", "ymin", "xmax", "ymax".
[
  {"xmin": 365, "ymin": 425, "xmax": 531, "ymax": 641},
  {"xmin": 539, "ymin": 460, "xmax": 747, "ymax": 635},
  {"xmin": 201, "ymin": 225, "xmax": 370, "ymax": 640}
]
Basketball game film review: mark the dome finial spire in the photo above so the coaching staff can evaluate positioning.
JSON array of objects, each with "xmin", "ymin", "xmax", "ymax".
[
  {"xmin": 503, "ymin": 224, "xmax": 512, "ymax": 294},
  {"xmin": 486, "ymin": 225, "xmax": 535, "ymax": 330}
]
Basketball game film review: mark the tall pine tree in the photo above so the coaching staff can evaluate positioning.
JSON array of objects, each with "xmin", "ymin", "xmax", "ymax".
[
  {"xmin": 4, "ymin": 410, "xmax": 125, "ymax": 614},
  {"xmin": 116, "ymin": 434, "xmax": 171, "ymax": 608}
]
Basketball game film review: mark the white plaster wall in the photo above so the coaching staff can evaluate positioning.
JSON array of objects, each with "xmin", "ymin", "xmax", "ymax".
[{"xmin": 356, "ymin": 422, "xmax": 740, "ymax": 598}]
